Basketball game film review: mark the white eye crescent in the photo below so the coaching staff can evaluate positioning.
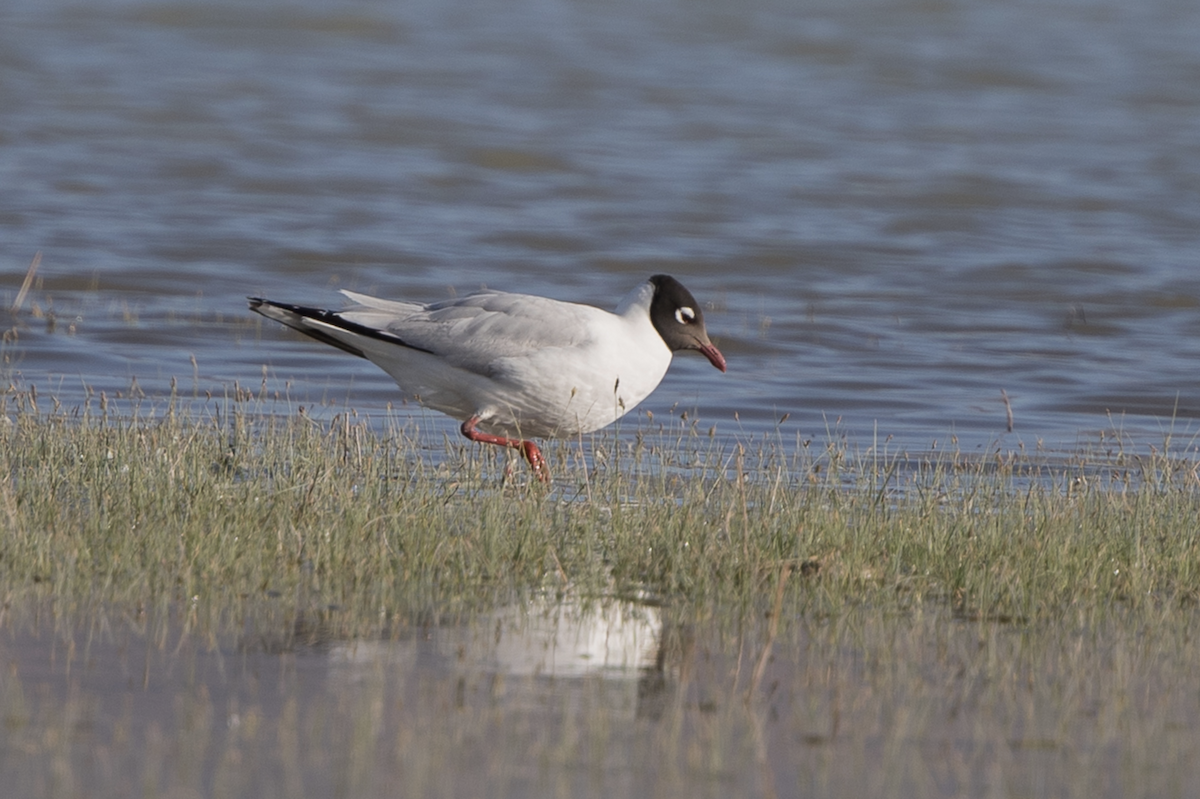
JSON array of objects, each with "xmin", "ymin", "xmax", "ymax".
[{"xmin": 675, "ymin": 306, "xmax": 696, "ymax": 324}]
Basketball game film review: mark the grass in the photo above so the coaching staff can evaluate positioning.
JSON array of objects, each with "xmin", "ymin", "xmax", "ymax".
[
  {"xmin": 2, "ymin": 389, "xmax": 1200, "ymax": 797},
  {"xmin": 1, "ymin": 389, "xmax": 1198, "ymax": 624}
]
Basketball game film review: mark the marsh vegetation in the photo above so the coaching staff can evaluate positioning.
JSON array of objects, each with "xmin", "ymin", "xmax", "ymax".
[{"xmin": 1, "ymin": 391, "xmax": 1199, "ymax": 797}]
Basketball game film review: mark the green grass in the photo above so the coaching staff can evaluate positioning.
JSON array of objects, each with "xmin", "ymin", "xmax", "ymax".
[{"xmin": 1, "ymin": 392, "xmax": 1199, "ymax": 627}]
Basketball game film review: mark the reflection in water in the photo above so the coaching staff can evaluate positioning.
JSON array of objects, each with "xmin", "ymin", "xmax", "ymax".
[
  {"xmin": 329, "ymin": 595, "xmax": 672, "ymax": 720},
  {"xmin": 5, "ymin": 602, "xmax": 1200, "ymax": 796}
]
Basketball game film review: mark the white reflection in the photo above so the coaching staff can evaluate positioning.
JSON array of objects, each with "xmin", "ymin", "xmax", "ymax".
[
  {"xmin": 329, "ymin": 595, "xmax": 663, "ymax": 680},
  {"xmin": 484, "ymin": 597, "xmax": 661, "ymax": 677}
]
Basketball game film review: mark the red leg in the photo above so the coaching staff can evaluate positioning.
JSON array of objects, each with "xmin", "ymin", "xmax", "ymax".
[{"xmin": 460, "ymin": 416, "xmax": 548, "ymax": 482}]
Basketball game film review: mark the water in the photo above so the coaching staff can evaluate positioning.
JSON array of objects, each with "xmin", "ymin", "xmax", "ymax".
[
  {"xmin": 3, "ymin": 0, "xmax": 1200, "ymax": 455},
  {"xmin": 6, "ymin": 599, "xmax": 1200, "ymax": 797}
]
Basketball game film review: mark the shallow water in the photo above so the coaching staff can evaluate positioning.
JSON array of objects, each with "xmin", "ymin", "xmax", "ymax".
[
  {"xmin": 2, "ymin": 0, "xmax": 1199, "ymax": 457},
  {"xmin": 4, "ymin": 599, "xmax": 1199, "ymax": 798}
]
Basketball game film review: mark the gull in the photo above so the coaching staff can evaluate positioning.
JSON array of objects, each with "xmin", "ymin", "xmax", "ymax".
[{"xmin": 249, "ymin": 274, "xmax": 725, "ymax": 479}]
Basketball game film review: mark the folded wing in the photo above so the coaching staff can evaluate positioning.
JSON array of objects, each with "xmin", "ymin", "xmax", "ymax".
[{"xmin": 255, "ymin": 289, "xmax": 601, "ymax": 380}]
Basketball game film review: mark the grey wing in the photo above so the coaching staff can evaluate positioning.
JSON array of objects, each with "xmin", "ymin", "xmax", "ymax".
[{"xmin": 337, "ymin": 289, "xmax": 598, "ymax": 376}]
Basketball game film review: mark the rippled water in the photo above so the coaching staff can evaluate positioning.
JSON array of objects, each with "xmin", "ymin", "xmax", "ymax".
[{"xmin": 3, "ymin": 0, "xmax": 1200, "ymax": 454}]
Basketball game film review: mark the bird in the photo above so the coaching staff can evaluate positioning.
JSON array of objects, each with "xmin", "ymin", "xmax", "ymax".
[{"xmin": 249, "ymin": 274, "xmax": 726, "ymax": 480}]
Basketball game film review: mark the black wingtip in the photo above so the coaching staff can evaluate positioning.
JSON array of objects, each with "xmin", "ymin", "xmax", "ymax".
[{"xmin": 248, "ymin": 296, "xmax": 434, "ymax": 360}]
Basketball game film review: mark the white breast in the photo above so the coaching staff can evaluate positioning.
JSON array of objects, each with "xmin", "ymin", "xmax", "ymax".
[{"xmin": 476, "ymin": 305, "xmax": 673, "ymax": 438}]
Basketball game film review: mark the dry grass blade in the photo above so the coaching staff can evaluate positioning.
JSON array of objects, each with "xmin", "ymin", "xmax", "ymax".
[
  {"xmin": 749, "ymin": 563, "xmax": 791, "ymax": 699},
  {"xmin": 11, "ymin": 251, "xmax": 42, "ymax": 312}
]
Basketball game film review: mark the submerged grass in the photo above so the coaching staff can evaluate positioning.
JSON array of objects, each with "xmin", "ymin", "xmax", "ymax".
[{"xmin": 1, "ymin": 390, "xmax": 1198, "ymax": 628}]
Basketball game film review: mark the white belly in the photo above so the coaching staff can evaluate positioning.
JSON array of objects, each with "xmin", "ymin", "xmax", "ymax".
[
  {"xmin": 479, "ymin": 338, "xmax": 673, "ymax": 438},
  {"xmin": 363, "ymin": 317, "xmax": 673, "ymax": 439}
]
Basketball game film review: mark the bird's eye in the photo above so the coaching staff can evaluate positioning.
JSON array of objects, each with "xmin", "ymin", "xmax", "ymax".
[{"xmin": 675, "ymin": 306, "xmax": 696, "ymax": 324}]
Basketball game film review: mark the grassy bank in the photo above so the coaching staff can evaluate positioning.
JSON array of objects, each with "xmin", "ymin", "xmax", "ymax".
[{"xmin": 1, "ymin": 394, "xmax": 1198, "ymax": 627}]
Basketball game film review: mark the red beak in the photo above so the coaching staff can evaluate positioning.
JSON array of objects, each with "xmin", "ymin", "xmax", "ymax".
[{"xmin": 700, "ymin": 343, "xmax": 727, "ymax": 373}]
